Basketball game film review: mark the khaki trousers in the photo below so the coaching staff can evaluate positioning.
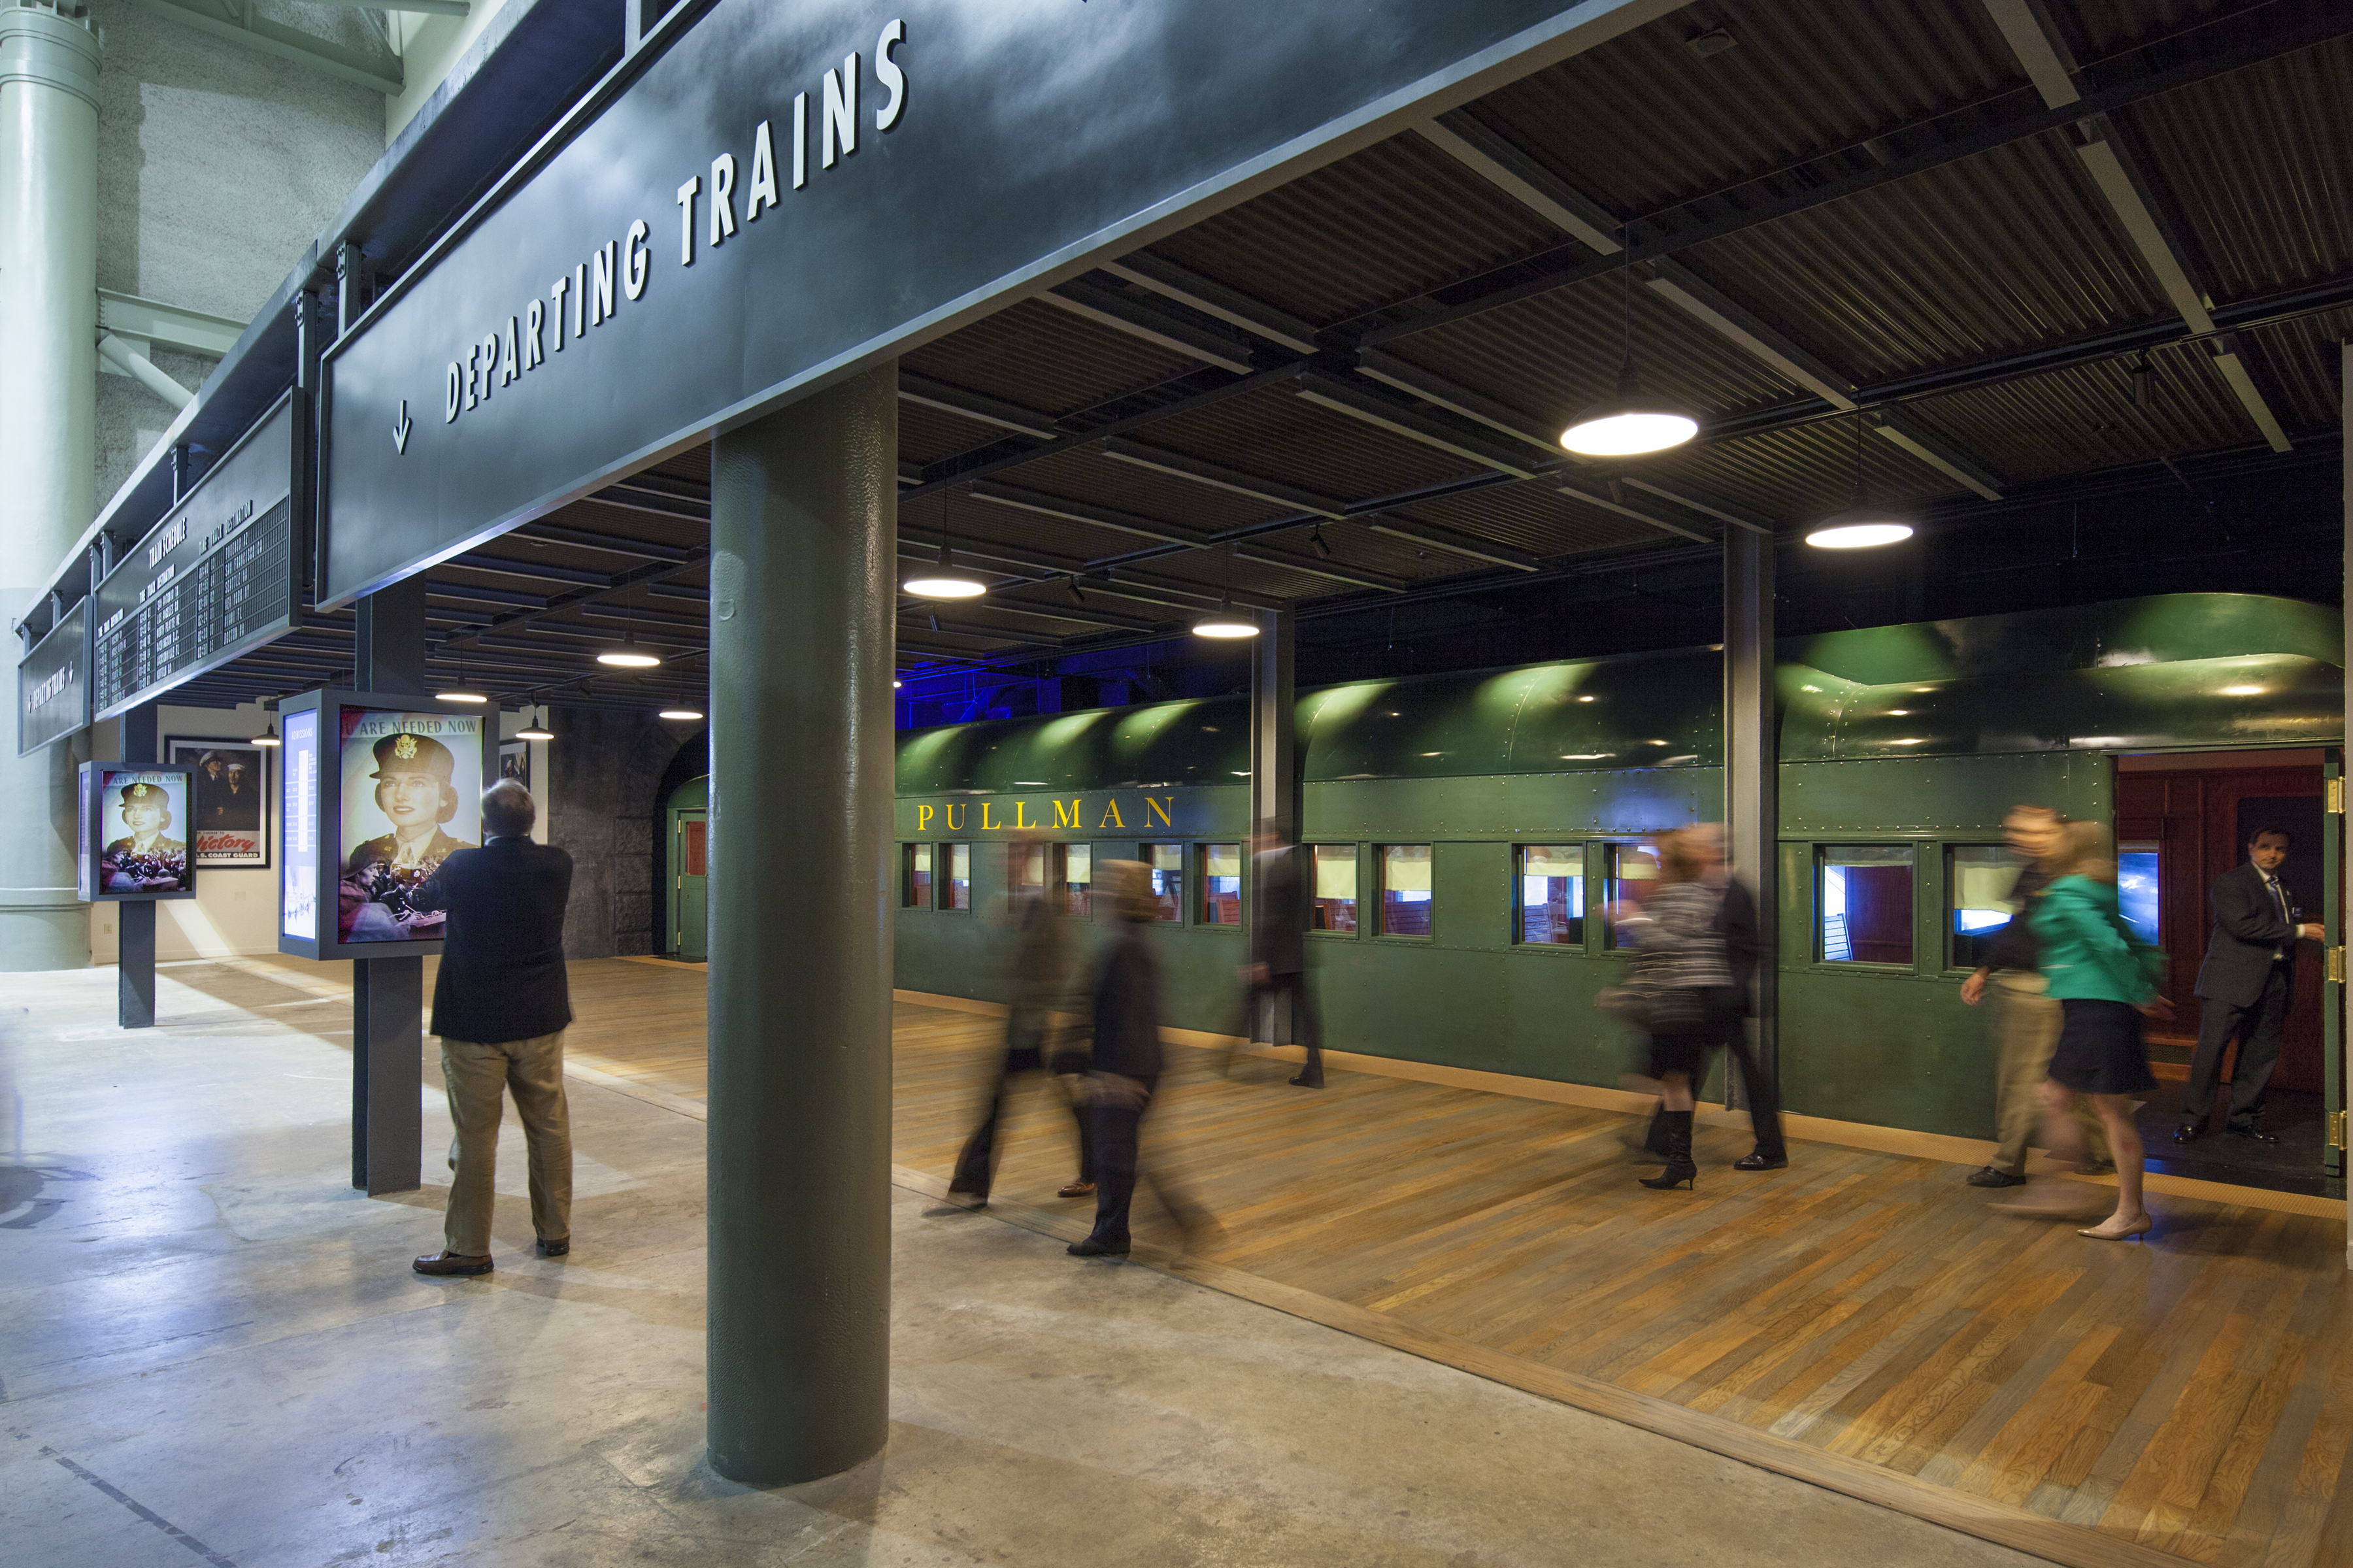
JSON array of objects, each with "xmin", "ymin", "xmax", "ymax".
[
  {"xmin": 1990, "ymin": 975, "xmax": 2111, "ymax": 1175},
  {"xmin": 441, "ymin": 1029, "xmax": 571, "ymax": 1256}
]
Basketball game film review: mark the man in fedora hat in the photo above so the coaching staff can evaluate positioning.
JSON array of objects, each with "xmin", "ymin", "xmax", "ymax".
[{"xmin": 341, "ymin": 730, "xmax": 475, "ymax": 941}]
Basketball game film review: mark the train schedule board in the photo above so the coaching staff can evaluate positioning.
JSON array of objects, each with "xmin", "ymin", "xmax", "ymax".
[
  {"xmin": 92, "ymin": 390, "xmax": 309, "ymax": 722},
  {"xmin": 18, "ymin": 595, "xmax": 91, "ymax": 756},
  {"xmin": 76, "ymin": 763, "xmax": 197, "ymax": 901},
  {"xmin": 276, "ymin": 689, "xmax": 493, "ymax": 960}
]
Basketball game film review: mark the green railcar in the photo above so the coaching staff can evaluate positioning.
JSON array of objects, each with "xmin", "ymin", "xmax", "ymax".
[{"xmin": 893, "ymin": 593, "xmax": 2344, "ymax": 1158}]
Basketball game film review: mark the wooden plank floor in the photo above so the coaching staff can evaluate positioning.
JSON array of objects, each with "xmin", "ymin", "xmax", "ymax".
[{"xmin": 169, "ymin": 956, "xmax": 2353, "ymax": 1568}]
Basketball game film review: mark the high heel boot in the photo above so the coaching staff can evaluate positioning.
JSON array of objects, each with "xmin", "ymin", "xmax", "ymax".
[{"xmin": 1639, "ymin": 1111, "xmax": 1697, "ymax": 1190}]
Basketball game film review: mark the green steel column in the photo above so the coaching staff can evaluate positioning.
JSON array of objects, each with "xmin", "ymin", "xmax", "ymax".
[
  {"xmin": 707, "ymin": 364, "xmax": 895, "ymax": 1483},
  {"xmin": 0, "ymin": 5, "xmax": 101, "ymax": 972}
]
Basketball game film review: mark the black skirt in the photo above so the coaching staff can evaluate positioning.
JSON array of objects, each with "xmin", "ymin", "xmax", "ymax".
[
  {"xmin": 2046, "ymin": 998, "xmax": 2156, "ymax": 1097},
  {"xmin": 1644, "ymin": 990, "xmax": 1739, "ymax": 1081}
]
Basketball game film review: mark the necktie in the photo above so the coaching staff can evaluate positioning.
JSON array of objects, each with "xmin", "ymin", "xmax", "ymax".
[{"xmin": 2266, "ymin": 873, "xmax": 2290, "ymax": 958}]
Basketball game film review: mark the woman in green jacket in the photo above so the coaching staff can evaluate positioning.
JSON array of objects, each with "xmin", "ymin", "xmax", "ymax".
[{"xmin": 2005, "ymin": 820, "xmax": 2167, "ymax": 1241}]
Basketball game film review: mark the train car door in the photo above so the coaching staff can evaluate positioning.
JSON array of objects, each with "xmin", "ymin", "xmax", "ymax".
[
  {"xmin": 665, "ymin": 775, "xmax": 709, "ymax": 962},
  {"xmin": 2326, "ymin": 748, "xmax": 2343, "ymax": 1179}
]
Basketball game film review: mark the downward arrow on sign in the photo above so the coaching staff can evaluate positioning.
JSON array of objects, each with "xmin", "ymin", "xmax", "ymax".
[{"xmin": 393, "ymin": 399, "xmax": 412, "ymax": 455}]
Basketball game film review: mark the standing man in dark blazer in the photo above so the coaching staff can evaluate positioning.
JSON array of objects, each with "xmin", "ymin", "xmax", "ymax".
[
  {"xmin": 2178, "ymin": 826, "xmax": 2322, "ymax": 1144},
  {"xmin": 1234, "ymin": 831, "xmax": 1323, "ymax": 1088},
  {"xmin": 405, "ymin": 779, "xmax": 576, "ymax": 1276}
]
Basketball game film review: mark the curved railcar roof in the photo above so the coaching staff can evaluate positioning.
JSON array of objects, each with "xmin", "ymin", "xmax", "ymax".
[{"xmin": 895, "ymin": 594, "xmax": 2342, "ymax": 793}]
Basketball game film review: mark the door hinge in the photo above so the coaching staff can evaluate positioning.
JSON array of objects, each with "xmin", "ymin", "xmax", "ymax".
[
  {"xmin": 2330, "ymin": 947, "xmax": 2346, "ymax": 984},
  {"xmin": 2329, "ymin": 1110, "xmax": 2347, "ymax": 1150},
  {"xmin": 2329, "ymin": 777, "xmax": 2346, "ymax": 814}
]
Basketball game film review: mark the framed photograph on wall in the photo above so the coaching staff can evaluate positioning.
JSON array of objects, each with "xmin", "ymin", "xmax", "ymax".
[
  {"xmin": 165, "ymin": 737, "xmax": 271, "ymax": 868},
  {"xmin": 499, "ymin": 739, "xmax": 530, "ymax": 792}
]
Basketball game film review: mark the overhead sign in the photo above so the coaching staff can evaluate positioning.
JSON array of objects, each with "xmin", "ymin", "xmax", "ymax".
[
  {"xmin": 92, "ymin": 391, "xmax": 309, "ymax": 722},
  {"xmin": 18, "ymin": 595, "xmax": 91, "ymax": 756},
  {"xmin": 318, "ymin": 0, "xmax": 1667, "ymax": 607}
]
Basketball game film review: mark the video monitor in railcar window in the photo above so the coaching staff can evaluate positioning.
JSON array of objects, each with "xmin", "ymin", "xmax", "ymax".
[
  {"xmin": 1821, "ymin": 844, "xmax": 1913, "ymax": 965},
  {"xmin": 1201, "ymin": 843, "xmax": 1241, "ymax": 925},
  {"xmin": 903, "ymin": 843, "xmax": 933, "ymax": 908},
  {"xmin": 1518, "ymin": 845, "xmax": 1584, "ymax": 944},
  {"xmin": 1064, "ymin": 843, "xmax": 1092, "ymax": 916},
  {"xmin": 944, "ymin": 842, "xmax": 971, "ymax": 910},
  {"xmin": 1378, "ymin": 844, "xmax": 1433, "ymax": 937},
  {"xmin": 1142, "ymin": 843, "xmax": 1183, "ymax": 921},
  {"xmin": 1948, "ymin": 845, "xmax": 2017, "ymax": 969},
  {"xmin": 1309, "ymin": 844, "xmax": 1358, "ymax": 932},
  {"xmin": 1012, "ymin": 839, "xmax": 1050, "ymax": 893},
  {"xmin": 2118, "ymin": 841, "xmax": 2160, "ymax": 944},
  {"xmin": 1601, "ymin": 842, "xmax": 1660, "ymax": 950}
]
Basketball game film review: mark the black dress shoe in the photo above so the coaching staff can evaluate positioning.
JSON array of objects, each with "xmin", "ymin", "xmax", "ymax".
[
  {"xmin": 1289, "ymin": 1072, "xmax": 1324, "ymax": 1088},
  {"xmin": 1967, "ymin": 1166, "xmax": 2028, "ymax": 1188},
  {"xmin": 535, "ymin": 1238, "xmax": 569, "ymax": 1258},
  {"xmin": 413, "ymin": 1250, "xmax": 493, "ymax": 1277},
  {"xmin": 2226, "ymin": 1124, "xmax": 2280, "ymax": 1144},
  {"xmin": 1067, "ymin": 1237, "xmax": 1129, "ymax": 1257},
  {"xmin": 1734, "ymin": 1152, "xmax": 1788, "ymax": 1171},
  {"xmin": 2173, "ymin": 1124, "xmax": 2205, "ymax": 1144}
]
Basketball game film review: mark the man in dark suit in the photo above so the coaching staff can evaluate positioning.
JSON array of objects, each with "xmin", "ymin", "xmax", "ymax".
[
  {"xmin": 1232, "ymin": 831, "xmax": 1324, "ymax": 1088},
  {"xmin": 2178, "ymin": 826, "xmax": 2322, "ymax": 1144},
  {"xmin": 404, "ymin": 780, "xmax": 576, "ymax": 1276}
]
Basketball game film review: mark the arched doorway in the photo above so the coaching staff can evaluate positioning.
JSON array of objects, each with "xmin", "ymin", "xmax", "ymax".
[{"xmin": 664, "ymin": 775, "xmax": 709, "ymax": 961}]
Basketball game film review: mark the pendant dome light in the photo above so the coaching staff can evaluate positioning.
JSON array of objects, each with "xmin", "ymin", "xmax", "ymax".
[
  {"xmin": 516, "ymin": 703, "xmax": 556, "ymax": 742},
  {"xmin": 1805, "ymin": 412, "xmax": 1915, "ymax": 549},
  {"xmin": 596, "ymin": 599, "xmax": 663, "ymax": 667},
  {"xmin": 251, "ymin": 714, "xmax": 281, "ymax": 748},
  {"xmin": 1191, "ymin": 591, "xmax": 1259, "ymax": 639},
  {"xmin": 437, "ymin": 647, "xmax": 488, "ymax": 703},
  {"xmin": 1560, "ymin": 223, "xmax": 1699, "ymax": 458},
  {"xmin": 903, "ymin": 539, "xmax": 987, "ymax": 599}
]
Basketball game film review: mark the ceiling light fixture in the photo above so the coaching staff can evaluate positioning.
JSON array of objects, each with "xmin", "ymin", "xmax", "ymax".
[
  {"xmin": 596, "ymin": 635, "xmax": 662, "ymax": 669},
  {"xmin": 1805, "ymin": 411, "xmax": 1914, "ymax": 549},
  {"xmin": 1560, "ymin": 221, "xmax": 1699, "ymax": 458},
  {"xmin": 1192, "ymin": 592, "xmax": 1259, "ymax": 639},
  {"xmin": 516, "ymin": 703, "xmax": 555, "ymax": 742},
  {"xmin": 904, "ymin": 539, "xmax": 986, "ymax": 599},
  {"xmin": 437, "ymin": 690, "xmax": 488, "ymax": 703},
  {"xmin": 658, "ymin": 708, "xmax": 704, "ymax": 721},
  {"xmin": 251, "ymin": 717, "xmax": 281, "ymax": 748}
]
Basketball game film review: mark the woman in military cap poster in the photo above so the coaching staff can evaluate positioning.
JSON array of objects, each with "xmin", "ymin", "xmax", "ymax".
[
  {"xmin": 337, "ymin": 713, "xmax": 481, "ymax": 942},
  {"xmin": 99, "ymin": 776, "xmax": 192, "ymax": 893}
]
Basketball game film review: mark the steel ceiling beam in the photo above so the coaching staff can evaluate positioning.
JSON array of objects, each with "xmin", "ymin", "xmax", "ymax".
[
  {"xmin": 1035, "ymin": 280, "xmax": 1260, "ymax": 375},
  {"xmin": 1101, "ymin": 253, "xmax": 1323, "ymax": 356},
  {"xmin": 1981, "ymin": 0, "xmax": 2292, "ymax": 454},
  {"xmin": 1366, "ymin": 515, "xmax": 1541, "ymax": 571},
  {"xmin": 898, "ymin": 373, "xmax": 1063, "ymax": 439},
  {"xmin": 1099, "ymin": 439, "xmax": 1349, "ymax": 518},
  {"xmin": 1292, "ymin": 370, "xmax": 1541, "ymax": 479}
]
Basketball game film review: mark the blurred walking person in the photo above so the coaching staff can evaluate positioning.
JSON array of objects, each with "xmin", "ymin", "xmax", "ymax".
[
  {"xmin": 1069, "ymin": 860, "xmax": 1215, "ymax": 1258},
  {"xmin": 1612, "ymin": 829, "xmax": 1734, "ymax": 1192},
  {"xmin": 1233, "ymin": 830, "xmax": 1323, "ymax": 1088},
  {"xmin": 1960, "ymin": 805, "xmax": 2113, "ymax": 1188},
  {"xmin": 1703, "ymin": 826, "xmax": 1788, "ymax": 1171},
  {"xmin": 1995, "ymin": 821, "xmax": 2169, "ymax": 1240},
  {"xmin": 950, "ymin": 857, "xmax": 1093, "ymax": 1205}
]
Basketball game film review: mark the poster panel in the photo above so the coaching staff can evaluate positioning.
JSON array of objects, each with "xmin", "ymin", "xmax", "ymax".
[
  {"xmin": 80, "ymin": 765, "xmax": 197, "ymax": 899},
  {"xmin": 499, "ymin": 739, "xmax": 530, "ymax": 791},
  {"xmin": 280, "ymin": 708, "xmax": 320, "ymax": 948},
  {"xmin": 166, "ymin": 737, "xmax": 271, "ymax": 867},
  {"xmin": 335, "ymin": 709, "xmax": 484, "ymax": 945}
]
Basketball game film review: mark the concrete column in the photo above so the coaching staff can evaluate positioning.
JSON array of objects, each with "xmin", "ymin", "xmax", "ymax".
[
  {"xmin": 707, "ymin": 364, "xmax": 895, "ymax": 1484},
  {"xmin": 0, "ymin": 5, "xmax": 101, "ymax": 972},
  {"xmin": 1246, "ymin": 607, "xmax": 1296, "ymax": 1044},
  {"xmin": 1724, "ymin": 529, "xmax": 1777, "ymax": 1105},
  {"xmin": 350, "ymin": 576, "xmax": 426, "ymax": 1195}
]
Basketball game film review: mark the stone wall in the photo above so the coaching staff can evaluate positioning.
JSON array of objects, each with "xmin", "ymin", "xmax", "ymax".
[
  {"xmin": 90, "ymin": 0, "xmax": 385, "ymax": 510},
  {"xmin": 546, "ymin": 709, "xmax": 703, "ymax": 958}
]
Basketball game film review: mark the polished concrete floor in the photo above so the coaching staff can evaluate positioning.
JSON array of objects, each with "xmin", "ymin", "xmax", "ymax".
[{"xmin": 5, "ymin": 961, "xmax": 2053, "ymax": 1567}]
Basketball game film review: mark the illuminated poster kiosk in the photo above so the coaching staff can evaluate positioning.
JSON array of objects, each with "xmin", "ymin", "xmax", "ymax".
[
  {"xmin": 275, "ymin": 690, "xmax": 492, "ymax": 960},
  {"xmin": 76, "ymin": 764, "xmax": 197, "ymax": 901}
]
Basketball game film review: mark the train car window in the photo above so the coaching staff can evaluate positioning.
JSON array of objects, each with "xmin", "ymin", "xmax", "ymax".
[
  {"xmin": 903, "ymin": 843, "xmax": 933, "ymax": 909},
  {"xmin": 1378, "ymin": 844, "xmax": 1433, "ymax": 937},
  {"xmin": 1065, "ymin": 843, "xmax": 1092, "ymax": 917},
  {"xmin": 1309, "ymin": 844, "xmax": 1358, "ymax": 932},
  {"xmin": 1012, "ymin": 840, "xmax": 1051, "ymax": 893},
  {"xmin": 1518, "ymin": 845, "xmax": 1584, "ymax": 944},
  {"xmin": 1143, "ymin": 843, "xmax": 1184, "ymax": 921},
  {"xmin": 1820, "ymin": 844, "xmax": 1911, "ymax": 963},
  {"xmin": 1948, "ymin": 845, "xmax": 2017, "ymax": 969},
  {"xmin": 1201, "ymin": 843, "xmax": 1242, "ymax": 925},
  {"xmin": 1601, "ymin": 842, "xmax": 1661, "ymax": 950},
  {"xmin": 2118, "ymin": 841, "xmax": 2161, "ymax": 943},
  {"xmin": 944, "ymin": 842, "xmax": 971, "ymax": 911}
]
